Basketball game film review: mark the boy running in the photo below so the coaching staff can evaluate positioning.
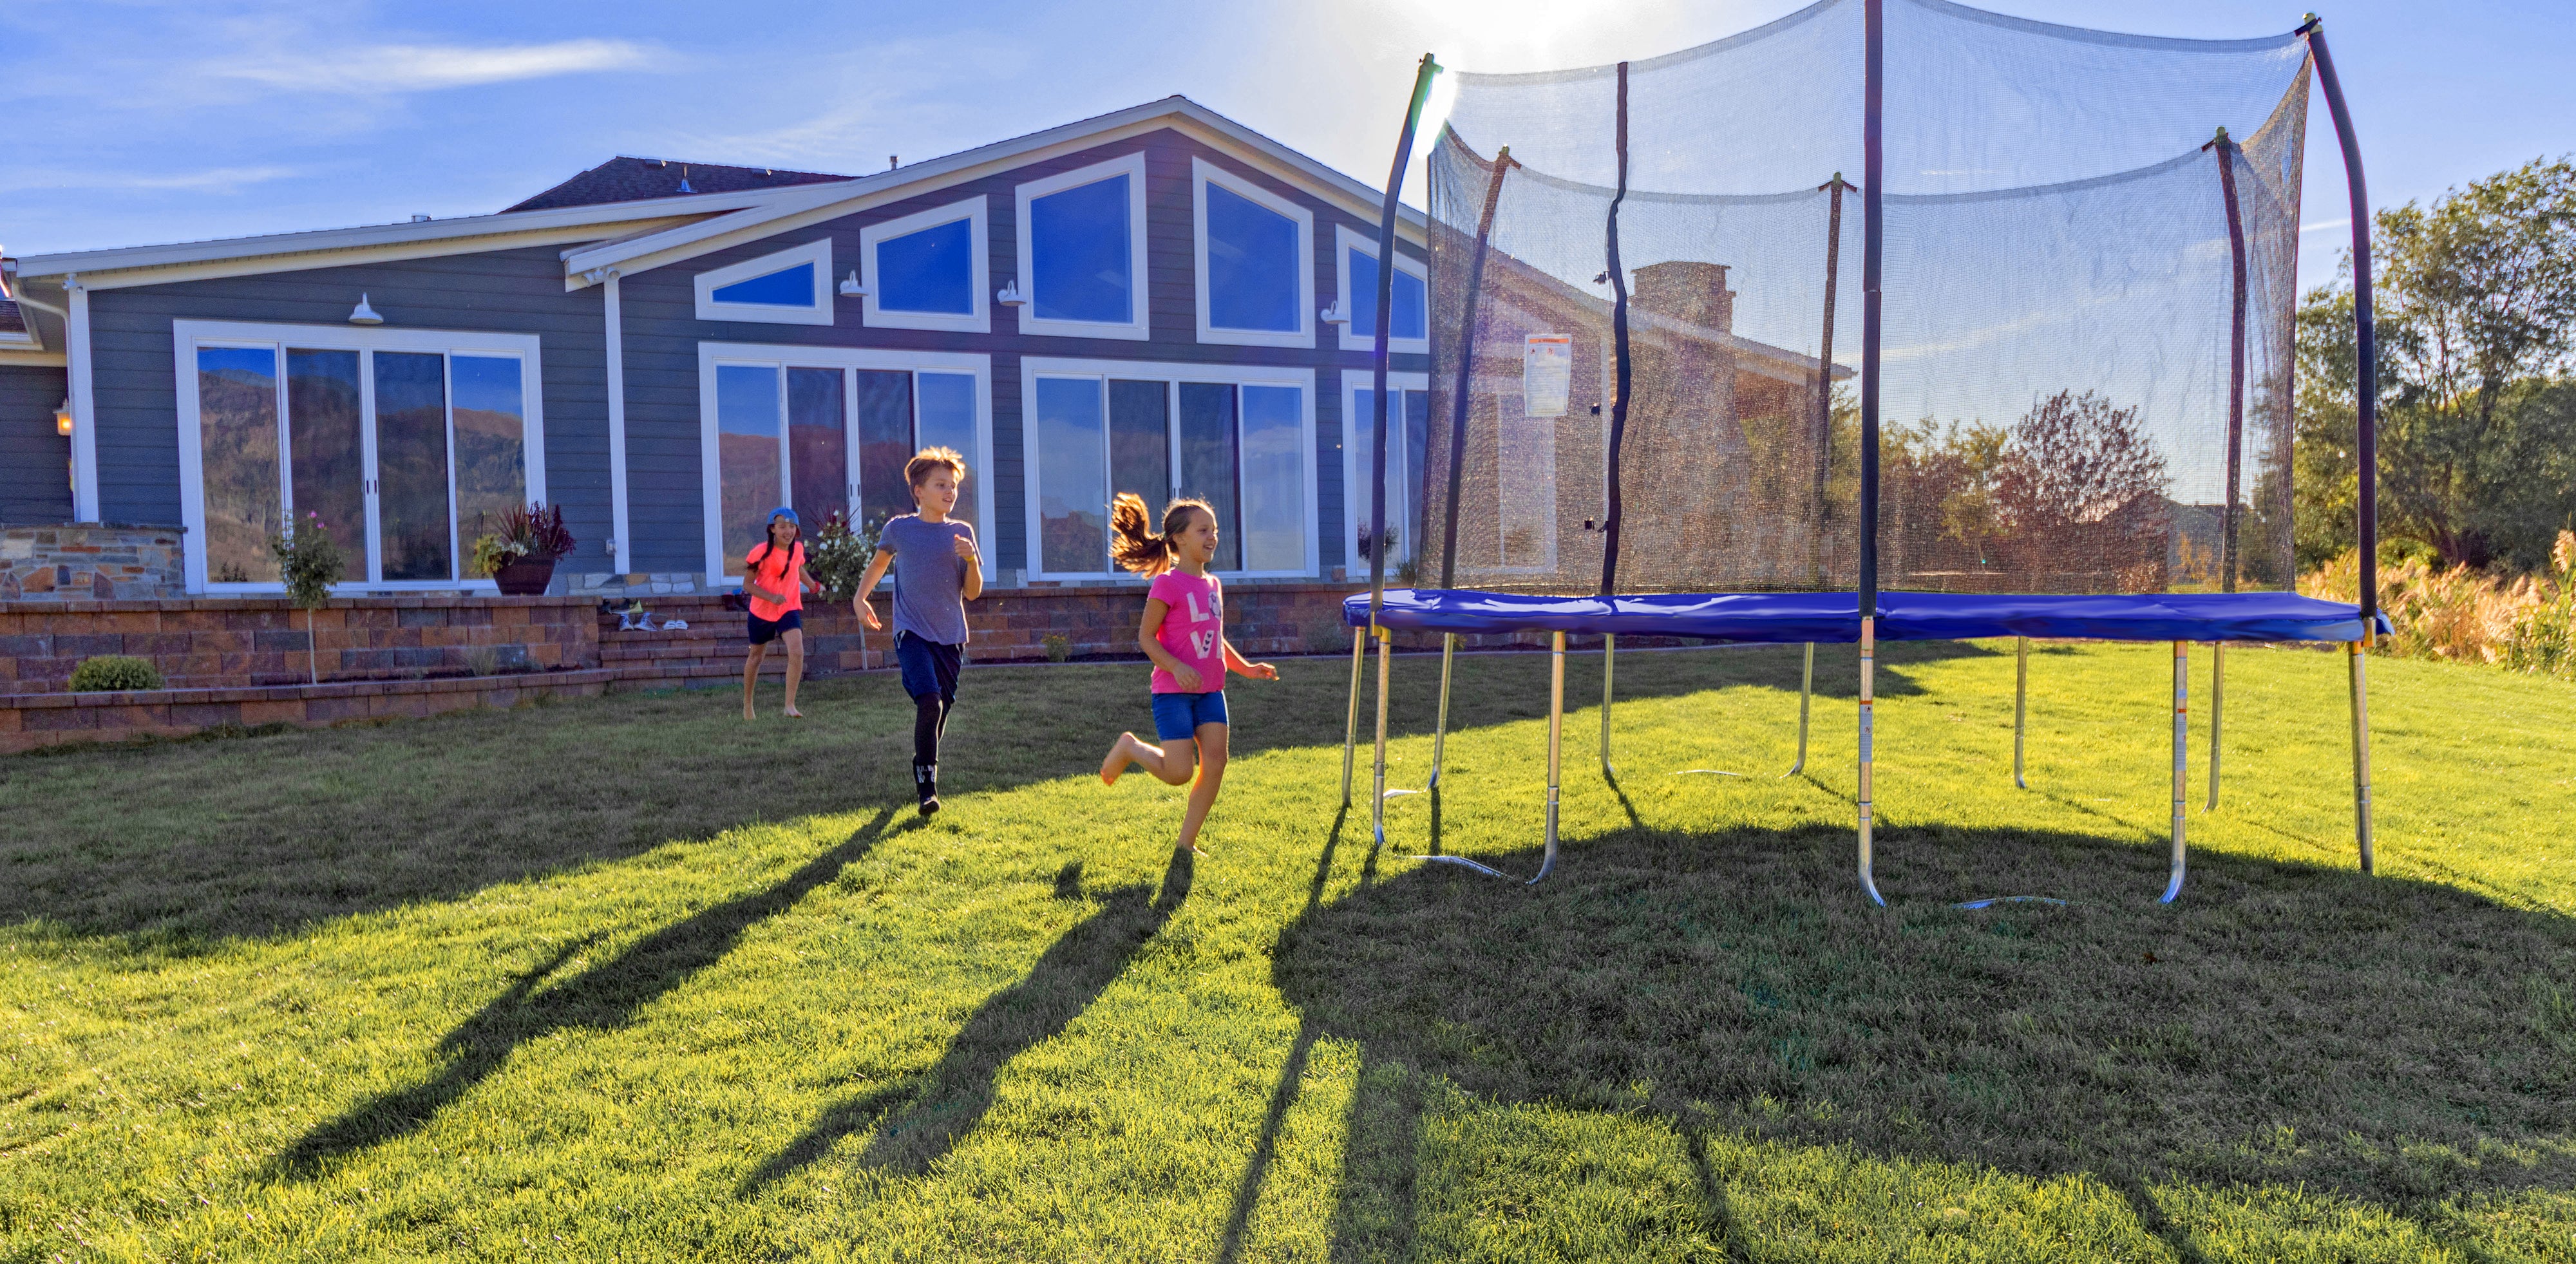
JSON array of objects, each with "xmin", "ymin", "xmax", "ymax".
[{"xmin": 853, "ymin": 448, "xmax": 983, "ymax": 816}]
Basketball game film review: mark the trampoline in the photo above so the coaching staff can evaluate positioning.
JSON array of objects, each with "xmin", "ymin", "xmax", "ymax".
[{"xmin": 1335, "ymin": 1, "xmax": 2391, "ymax": 904}]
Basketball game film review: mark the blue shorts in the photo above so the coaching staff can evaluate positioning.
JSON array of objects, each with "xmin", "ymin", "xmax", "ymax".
[
  {"xmin": 1151, "ymin": 690, "xmax": 1229, "ymax": 741},
  {"xmin": 747, "ymin": 608, "xmax": 802, "ymax": 645},
  {"xmin": 896, "ymin": 631, "xmax": 962, "ymax": 702}
]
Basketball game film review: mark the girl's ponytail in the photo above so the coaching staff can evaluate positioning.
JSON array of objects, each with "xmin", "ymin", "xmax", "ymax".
[{"xmin": 1108, "ymin": 493, "xmax": 1173, "ymax": 576}]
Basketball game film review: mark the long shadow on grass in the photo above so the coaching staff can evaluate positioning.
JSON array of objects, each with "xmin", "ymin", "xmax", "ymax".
[
  {"xmin": 739, "ymin": 845, "xmax": 1195, "ymax": 1189},
  {"xmin": 275, "ymin": 809, "xmax": 912, "ymax": 1177},
  {"xmin": 1274, "ymin": 821, "xmax": 2576, "ymax": 1246},
  {"xmin": 0, "ymin": 641, "xmax": 1974, "ymax": 944}
]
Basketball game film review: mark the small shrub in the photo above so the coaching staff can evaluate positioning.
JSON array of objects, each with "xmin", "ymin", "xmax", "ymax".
[
  {"xmin": 270, "ymin": 511, "xmax": 344, "ymax": 610},
  {"xmin": 2301, "ymin": 530, "xmax": 2576, "ymax": 678},
  {"xmin": 1305, "ymin": 618, "xmax": 1355, "ymax": 654},
  {"xmin": 808, "ymin": 511, "xmax": 883, "ymax": 601},
  {"xmin": 70, "ymin": 655, "xmax": 165, "ymax": 693},
  {"xmin": 1042, "ymin": 634, "xmax": 1072, "ymax": 664}
]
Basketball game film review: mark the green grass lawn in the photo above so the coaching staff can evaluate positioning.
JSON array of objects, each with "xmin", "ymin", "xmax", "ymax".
[{"xmin": 5, "ymin": 639, "xmax": 2575, "ymax": 1261}]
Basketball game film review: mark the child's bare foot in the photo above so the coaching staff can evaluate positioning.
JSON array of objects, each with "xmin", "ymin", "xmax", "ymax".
[
  {"xmin": 783, "ymin": 706, "xmax": 804, "ymax": 719},
  {"xmin": 743, "ymin": 704, "xmax": 756, "ymax": 721},
  {"xmin": 1101, "ymin": 733, "xmax": 1135, "ymax": 786}
]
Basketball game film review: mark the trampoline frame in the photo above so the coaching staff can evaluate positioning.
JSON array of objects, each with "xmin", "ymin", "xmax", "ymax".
[{"xmin": 1340, "ymin": 5, "xmax": 2385, "ymax": 903}]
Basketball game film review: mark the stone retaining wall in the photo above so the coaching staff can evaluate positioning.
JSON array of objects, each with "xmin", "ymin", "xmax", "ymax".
[
  {"xmin": 0, "ymin": 668, "xmax": 614, "ymax": 754},
  {"xmin": 0, "ymin": 596, "xmax": 597, "ymax": 693},
  {"xmin": 0, "ymin": 524, "xmax": 185, "ymax": 600}
]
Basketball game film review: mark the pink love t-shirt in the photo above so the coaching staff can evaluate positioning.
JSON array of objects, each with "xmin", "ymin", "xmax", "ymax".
[{"xmin": 1147, "ymin": 569, "xmax": 1225, "ymax": 694}]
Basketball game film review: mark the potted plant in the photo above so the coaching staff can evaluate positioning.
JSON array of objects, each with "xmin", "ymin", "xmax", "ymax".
[
  {"xmin": 469, "ymin": 503, "xmax": 578, "ymax": 596},
  {"xmin": 270, "ymin": 511, "xmax": 345, "ymax": 684},
  {"xmin": 806, "ymin": 510, "xmax": 882, "ymax": 601}
]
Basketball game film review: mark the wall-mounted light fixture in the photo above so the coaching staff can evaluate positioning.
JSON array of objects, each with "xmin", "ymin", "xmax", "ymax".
[
  {"xmin": 347, "ymin": 294, "xmax": 384, "ymax": 325},
  {"xmin": 1320, "ymin": 299, "xmax": 1352, "ymax": 326},
  {"xmin": 54, "ymin": 397, "xmax": 71, "ymax": 436},
  {"xmin": 995, "ymin": 279, "xmax": 1027, "ymax": 308},
  {"xmin": 838, "ymin": 270, "xmax": 867, "ymax": 297}
]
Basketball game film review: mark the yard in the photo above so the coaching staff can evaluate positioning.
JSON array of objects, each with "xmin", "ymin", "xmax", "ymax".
[{"xmin": 3, "ymin": 639, "xmax": 2573, "ymax": 1261}]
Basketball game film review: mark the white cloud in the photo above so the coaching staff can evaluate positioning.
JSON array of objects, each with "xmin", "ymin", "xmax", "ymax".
[
  {"xmin": 219, "ymin": 39, "xmax": 659, "ymax": 95},
  {"xmin": 21, "ymin": 165, "xmax": 298, "ymax": 193}
]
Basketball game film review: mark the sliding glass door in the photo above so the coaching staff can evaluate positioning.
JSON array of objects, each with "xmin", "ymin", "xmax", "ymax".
[
  {"xmin": 176, "ymin": 322, "xmax": 542, "ymax": 592},
  {"xmin": 699, "ymin": 344, "xmax": 992, "ymax": 583},
  {"xmin": 1025, "ymin": 358, "xmax": 1314, "ymax": 580}
]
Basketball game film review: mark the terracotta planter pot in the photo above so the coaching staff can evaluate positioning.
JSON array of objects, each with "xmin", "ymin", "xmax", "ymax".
[{"xmin": 492, "ymin": 559, "xmax": 556, "ymax": 596}]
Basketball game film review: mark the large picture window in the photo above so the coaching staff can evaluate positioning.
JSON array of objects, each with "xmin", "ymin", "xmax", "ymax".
[
  {"xmin": 1343, "ymin": 373, "xmax": 1431, "ymax": 571},
  {"xmin": 860, "ymin": 196, "xmax": 990, "ymax": 334},
  {"xmin": 1193, "ymin": 158, "xmax": 1314, "ymax": 348},
  {"xmin": 1024, "ymin": 357, "xmax": 1314, "ymax": 580},
  {"xmin": 174, "ymin": 321, "xmax": 544, "ymax": 593},
  {"xmin": 1334, "ymin": 225, "xmax": 1429, "ymax": 355},
  {"xmin": 698, "ymin": 343, "xmax": 991, "ymax": 583},
  {"xmin": 1015, "ymin": 153, "xmax": 1151, "ymax": 341}
]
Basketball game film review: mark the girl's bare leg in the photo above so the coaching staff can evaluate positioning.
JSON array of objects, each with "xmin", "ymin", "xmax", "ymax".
[
  {"xmin": 1102, "ymin": 732, "xmax": 1196, "ymax": 786},
  {"xmin": 741, "ymin": 643, "xmax": 769, "ymax": 719},
  {"xmin": 781, "ymin": 628, "xmax": 806, "ymax": 717},
  {"xmin": 1173, "ymin": 722, "xmax": 1229, "ymax": 856}
]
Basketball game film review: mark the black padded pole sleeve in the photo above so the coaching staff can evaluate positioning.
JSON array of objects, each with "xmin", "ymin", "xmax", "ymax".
[
  {"xmin": 1440, "ymin": 142, "xmax": 1514, "ymax": 590},
  {"xmin": 1599, "ymin": 61, "xmax": 1633, "ymax": 596},
  {"xmin": 2303, "ymin": 19, "xmax": 2376, "ymax": 632},
  {"xmin": 1369, "ymin": 53, "xmax": 1441, "ymax": 619},
  {"xmin": 1859, "ymin": 0, "xmax": 1884, "ymax": 615},
  {"xmin": 2213, "ymin": 131, "xmax": 2249, "ymax": 594}
]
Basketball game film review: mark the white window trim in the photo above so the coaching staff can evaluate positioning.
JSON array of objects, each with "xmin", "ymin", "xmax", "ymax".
[
  {"xmin": 1340, "ymin": 370, "xmax": 1431, "ymax": 572},
  {"xmin": 1012, "ymin": 152, "xmax": 1151, "ymax": 341},
  {"xmin": 694, "ymin": 238, "xmax": 835, "ymax": 326},
  {"xmin": 1019, "ymin": 355, "xmax": 1318, "ymax": 582},
  {"xmin": 696, "ymin": 341, "xmax": 995, "ymax": 589},
  {"xmin": 1333, "ymin": 225, "xmax": 1430, "ymax": 355},
  {"xmin": 1192, "ymin": 157, "xmax": 1314, "ymax": 350},
  {"xmin": 859, "ymin": 195, "xmax": 990, "ymax": 334},
  {"xmin": 171, "ymin": 318, "xmax": 547, "ymax": 595}
]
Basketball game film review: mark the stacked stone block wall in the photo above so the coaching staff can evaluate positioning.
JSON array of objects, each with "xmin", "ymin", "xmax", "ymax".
[{"xmin": 0, "ymin": 524, "xmax": 185, "ymax": 600}]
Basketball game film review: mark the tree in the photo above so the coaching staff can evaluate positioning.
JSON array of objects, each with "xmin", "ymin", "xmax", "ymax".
[
  {"xmin": 1991, "ymin": 390, "xmax": 2171, "ymax": 589},
  {"xmin": 2299, "ymin": 157, "xmax": 2576, "ymax": 571}
]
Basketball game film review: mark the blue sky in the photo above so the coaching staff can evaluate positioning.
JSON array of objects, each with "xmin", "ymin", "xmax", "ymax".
[{"xmin": 5, "ymin": 0, "xmax": 2568, "ymax": 293}]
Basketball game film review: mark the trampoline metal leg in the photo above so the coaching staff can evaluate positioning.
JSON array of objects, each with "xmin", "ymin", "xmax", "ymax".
[
  {"xmin": 1857, "ymin": 618, "xmax": 1884, "ymax": 906},
  {"xmin": 1340, "ymin": 625, "xmax": 1363, "ymax": 808},
  {"xmin": 1600, "ymin": 632, "xmax": 1616, "ymax": 778},
  {"xmin": 2350, "ymin": 641, "xmax": 2375, "ymax": 875},
  {"xmin": 2012, "ymin": 636, "xmax": 2029, "ymax": 789},
  {"xmin": 1533, "ymin": 630, "xmax": 1565, "ymax": 885},
  {"xmin": 2204, "ymin": 641, "xmax": 2225, "ymax": 813},
  {"xmin": 1785, "ymin": 641, "xmax": 1812, "ymax": 777},
  {"xmin": 1372, "ymin": 626, "xmax": 1392, "ymax": 849},
  {"xmin": 1429, "ymin": 633, "xmax": 1455, "ymax": 791},
  {"xmin": 2163, "ymin": 639, "xmax": 2188, "ymax": 904}
]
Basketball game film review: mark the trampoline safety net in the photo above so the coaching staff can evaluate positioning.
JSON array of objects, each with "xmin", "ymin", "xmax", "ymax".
[{"xmin": 1418, "ymin": 0, "xmax": 2310, "ymax": 599}]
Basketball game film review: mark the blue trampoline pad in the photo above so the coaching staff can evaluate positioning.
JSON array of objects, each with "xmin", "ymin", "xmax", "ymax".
[{"xmin": 1343, "ymin": 589, "xmax": 2392, "ymax": 645}]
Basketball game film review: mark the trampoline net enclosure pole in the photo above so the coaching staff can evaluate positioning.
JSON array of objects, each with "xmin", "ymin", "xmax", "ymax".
[
  {"xmin": 2013, "ymin": 636, "xmax": 2029, "ymax": 789},
  {"xmin": 1786, "ymin": 641, "xmax": 1813, "ymax": 777},
  {"xmin": 2350, "ymin": 642, "xmax": 2375, "ymax": 873},
  {"xmin": 1341, "ymin": 626, "xmax": 1363, "ymax": 807},
  {"xmin": 1364, "ymin": 52, "xmax": 1439, "ymax": 844},
  {"xmin": 1855, "ymin": 0, "xmax": 1884, "ymax": 906},
  {"xmin": 1439, "ymin": 146, "xmax": 1513, "ymax": 591},
  {"xmin": 1858, "ymin": 617, "xmax": 1882, "ymax": 905},
  {"xmin": 1372, "ymin": 627, "xmax": 1392, "ymax": 847},
  {"xmin": 1598, "ymin": 61, "xmax": 1634, "ymax": 597},
  {"xmin": 1536, "ymin": 630, "xmax": 1566, "ymax": 884},
  {"xmin": 1430, "ymin": 632, "xmax": 1455, "ymax": 789},
  {"xmin": 1600, "ymin": 633, "xmax": 1615, "ymax": 777},
  {"xmin": 2207, "ymin": 125, "xmax": 2249, "ymax": 815},
  {"xmin": 2164, "ymin": 640, "xmax": 2188, "ymax": 903},
  {"xmin": 2207, "ymin": 642, "xmax": 2226, "ymax": 812}
]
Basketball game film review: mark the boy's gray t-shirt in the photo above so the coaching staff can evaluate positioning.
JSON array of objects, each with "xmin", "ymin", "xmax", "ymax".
[{"xmin": 880, "ymin": 514, "xmax": 974, "ymax": 645}]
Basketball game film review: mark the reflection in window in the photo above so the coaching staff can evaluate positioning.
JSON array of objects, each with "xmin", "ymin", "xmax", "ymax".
[
  {"xmin": 451, "ymin": 357, "xmax": 527, "ymax": 552},
  {"xmin": 1108, "ymin": 380, "xmax": 1171, "ymax": 532},
  {"xmin": 1352, "ymin": 388, "xmax": 1430, "ymax": 564},
  {"xmin": 1205, "ymin": 184, "xmax": 1299, "ymax": 332},
  {"xmin": 197, "ymin": 347, "xmax": 281, "ymax": 583},
  {"xmin": 1177, "ymin": 383, "xmax": 1242, "ymax": 572},
  {"xmin": 287, "ymin": 349, "xmax": 368, "ymax": 580},
  {"xmin": 374, "ymin": 352, "xmax": 451, "ymax": 581},
  {"xmin": 1030, "ymin": 175, "xmax": 1132, "ymax": 324},
  {"xmin": 716, "ymin": 364, "xmax": 783, "ymax": 575},
  {"xmin": 876, "ymin": 218, "xmax": 974, "ymax": 315},
  {"xmin": 1349, "ymin": 247, "xmax": 1428, "ymax": 341},
  {"xmin": 711, "ymin": 263, "xmax": 817, "ymax": 307},
  {"xmin": 916, "ymin": 372, "xmax": 981, "ymax": 538},
  {"xmin": 1239, "ymin": 385, "xmax": 1305, "ymax": 572},
  {"xmin": 788, "ymin": 368, "xmax": 846, "ymax": 528},
  {"xmin": 1034, "ymin": 377, "xmax": 1108, "ymax": 571},
  {"xmin": 856, "ymin": 370, "xmax": 914, "ymax": 527}
]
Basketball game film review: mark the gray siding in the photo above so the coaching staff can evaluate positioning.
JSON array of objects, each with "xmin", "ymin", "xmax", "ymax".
[
  {"xmin": 0, "ymin": 364, "xmax": 71, "ymax": 524},
  {"xmin": 86, "ymin": 246, "xmax": 618, "ymax": 573},
  {"xmin": 77, "ymin": 126, "xmax": 1423, "ymax": 582}
]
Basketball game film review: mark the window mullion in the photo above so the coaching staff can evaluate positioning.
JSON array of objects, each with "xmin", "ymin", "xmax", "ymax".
[{"xmin": 358, "ymin": 350, "xmax": 383, "ymax": 586}]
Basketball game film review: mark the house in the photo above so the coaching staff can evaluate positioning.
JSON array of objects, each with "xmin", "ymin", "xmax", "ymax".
[{"xmin": 0, "ymin": 96, "xmax": 1434, "ymax": 601}]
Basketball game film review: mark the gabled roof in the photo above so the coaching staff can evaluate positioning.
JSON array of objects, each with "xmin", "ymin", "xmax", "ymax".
[
  {"xmin": 507, "ymin": 156, "xmax": 853, "ymax": 212},
  {"xmin": 560, "ymin": 96, "xmax": 1425, "ymax": 288},
  {"xmin": 14, "ymin": 95, "xmax": 1425, "ymax": 294}
]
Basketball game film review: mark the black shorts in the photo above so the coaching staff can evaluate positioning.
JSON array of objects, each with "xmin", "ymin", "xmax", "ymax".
[
  {"xmin": 748, "ymin": 608, "xmax": 803, "ymax": 645},
  {"xmin": 895, "ymin": 631, "xmax": 961, "ymax": 702}
]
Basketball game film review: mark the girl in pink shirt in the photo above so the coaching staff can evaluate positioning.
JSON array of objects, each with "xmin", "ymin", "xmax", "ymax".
[{"xmin": 1097, "ymin": 493, "xmax": 1278, "ymax": 856}]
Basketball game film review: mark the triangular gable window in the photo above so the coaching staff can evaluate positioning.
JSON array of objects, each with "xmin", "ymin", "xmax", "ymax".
[{"xmin": 694, "ymin": 238, "xmax": 835, "ymax": 326}]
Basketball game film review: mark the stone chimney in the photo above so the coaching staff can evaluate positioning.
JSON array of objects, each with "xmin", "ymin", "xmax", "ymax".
[{"xmin": 1627, "ymin": 261, "xmax": 1734, "ymax": 333}]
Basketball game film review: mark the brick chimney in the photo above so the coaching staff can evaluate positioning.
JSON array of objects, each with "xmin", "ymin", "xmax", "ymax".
[{"xmin": 1628, "ymin": 261, "xmax": 1734, "ymax": 333}]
